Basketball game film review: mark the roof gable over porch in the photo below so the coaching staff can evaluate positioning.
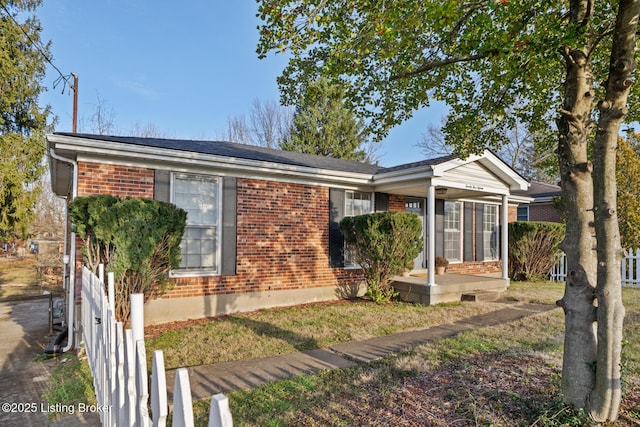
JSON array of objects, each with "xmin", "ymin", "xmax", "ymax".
[{"xmin": 373, "ymin": 150, "xmax": 529, "ymax": 199}]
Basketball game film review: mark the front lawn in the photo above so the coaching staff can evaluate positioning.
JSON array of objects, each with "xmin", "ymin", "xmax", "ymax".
[
  {"xmin": 145, "ymin": 283, "xmax": 556, "ymax": 370},
  {"xmin": 193, "ymin": 284, "xmax": 639, "ymax": 426}
]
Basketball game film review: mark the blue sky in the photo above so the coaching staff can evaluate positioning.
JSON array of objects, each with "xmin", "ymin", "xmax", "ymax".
[{"xmin": 37, "ymin": 1, "xmax": 446, "ymax": 167}]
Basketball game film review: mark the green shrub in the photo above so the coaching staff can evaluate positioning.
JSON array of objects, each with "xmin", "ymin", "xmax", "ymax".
[
  {"xmin": 508, "ymin": 221, "xmax": 565, "ymax": 281},
  {"xmin": 67, "ymin": 194, "xmax": 120, "ymax": 272},
  {"xmin": 69, "ymin": 195, "xmax": 187, "ymax": 323},
  {"xmin": 340, "ymin": 212, "xmax": 423, "ymax": 303}
]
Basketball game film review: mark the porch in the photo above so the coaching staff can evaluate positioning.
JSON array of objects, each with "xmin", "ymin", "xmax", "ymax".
[{"xmin": 391, "ymin": 271, "xmax": 509, "ymax": 305}]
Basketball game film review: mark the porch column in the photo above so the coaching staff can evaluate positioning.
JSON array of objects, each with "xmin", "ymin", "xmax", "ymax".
[
  {"xmin": 501, "ymin": 194, "xmax": 509, "ymax": 280},
  {"xmin": 427, "ymin": 184, "xmax": 436, "ymax": 286}
]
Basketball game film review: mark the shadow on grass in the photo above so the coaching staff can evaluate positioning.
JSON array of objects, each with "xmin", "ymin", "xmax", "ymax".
[{"xmin": 225, "ymin": 316, "xmax": 320, "ymax": 352}]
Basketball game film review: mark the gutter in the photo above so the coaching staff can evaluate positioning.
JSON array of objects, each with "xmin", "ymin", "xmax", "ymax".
[
  {"xmin": 48, "ymin": 147, "xmax": 78, "ymax": 353},
  {"xmin": 47, "ymin": 133, "xmax": 377, "ymax": 186}
]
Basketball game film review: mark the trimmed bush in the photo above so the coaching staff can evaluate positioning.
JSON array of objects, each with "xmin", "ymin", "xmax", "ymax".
[
  {"xmin": 508, "ymin": 221, "xmax": 565, "ymax": 281},
  {"xmin": 69, "ymin": 195, "xmax": 187, "ymax": 323},
  {"xmin": 340, "ymin": 212, "xmax": 423, "ymax": 302}
]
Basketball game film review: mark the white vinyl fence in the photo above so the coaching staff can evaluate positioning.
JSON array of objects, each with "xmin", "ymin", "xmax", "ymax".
[
  {"xmin": 81, "ymin": 265, "xmax": 234, "ymax": 426},
  {"xmin": 550, "ymin": 248, "xmax": 640, "ymax": 288}
]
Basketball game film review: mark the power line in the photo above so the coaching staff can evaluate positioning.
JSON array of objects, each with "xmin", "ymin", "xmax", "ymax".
[{"xmin": 0, "ymin": 2, "xmax": 73, "ymax": 92}]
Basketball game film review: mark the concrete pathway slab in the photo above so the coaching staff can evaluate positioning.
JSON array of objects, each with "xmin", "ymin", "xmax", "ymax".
[
  {"xmin": 166, "ymin": 302, "xmax": 557, "ymax": 403},
  {"xmin": 172, "ymin": 348, "xmax": 357, "ymax": 401}
]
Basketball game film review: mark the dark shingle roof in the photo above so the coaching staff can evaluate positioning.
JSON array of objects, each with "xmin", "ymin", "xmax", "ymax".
[
  {"xmin": 55, "ymin": 133, "xmax": 385, "ymax": 175},
  {"xmin": 514, "ymin": 181, "xmax": 561, "ymax": 198},
  {"xmin": 55, "ymin": 133, "xmax": 472, "ymax": 177},
  {"xmin": 376, "ymin": 154, "xmax": 458, "ymax": 173}
]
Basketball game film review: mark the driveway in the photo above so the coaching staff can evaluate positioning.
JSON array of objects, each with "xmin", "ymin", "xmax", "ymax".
[
  {"xmin": 0, "ymin": 298, "xmax": 53, "ymax": 426},
  {"xmin": 0, "ymin": 299, "xmax": 99, "ymax": 426}
]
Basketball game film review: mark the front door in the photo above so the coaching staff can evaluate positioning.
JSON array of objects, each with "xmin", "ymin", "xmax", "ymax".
[{"xmin": 406, "ymin": 198, "xmax": 426, "ymax": 269}]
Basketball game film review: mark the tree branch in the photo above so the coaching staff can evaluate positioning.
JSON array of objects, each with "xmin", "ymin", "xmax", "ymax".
[{"xmin": 390, "ymin": 52, "xmax": 492, "ymax": 81}]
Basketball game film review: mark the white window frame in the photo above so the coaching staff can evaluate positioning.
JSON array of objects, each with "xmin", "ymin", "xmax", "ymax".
[
  {"xmin": 444, "ymin": 201, "xmax": 463, "ymax": 263},
  {"xmin": 483, "ymin": 204, "xmax": 499, "ymax": 261},
  {"xmin": 170, "ymin": 172, "xmax": 222, "ymax": 277},
  {"xmin": 344, "ymin": 190, "xmax": 373, "ymax": 268},
  {"xmin": 517, "ymin": 205, "xmax": 529, "ymax": 221}
]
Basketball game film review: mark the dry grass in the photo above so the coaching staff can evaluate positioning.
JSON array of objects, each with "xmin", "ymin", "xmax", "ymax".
[
  {"xmin": 147, "ymin": 281, "xmax": 569, "ymax": 370},
  {"xmin": 180, "ymin": 282, "xmax": 640, "ymax": 426},
  {"xmin": 147, "ymin": 299, "xmax": 525, "ymax": 369},
  {"xmin": 0, "ymin": 256, "xmax": 62, "ymax": 300}
]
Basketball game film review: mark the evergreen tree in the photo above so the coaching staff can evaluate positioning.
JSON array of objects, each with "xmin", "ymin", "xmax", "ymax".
[
  {"xmin": 0, "ymin": 0, "xmax": 53, "ymax": 242},
  {"xmin": 280, "ymin": 78, "xmax": 367, "ymax": 161}
]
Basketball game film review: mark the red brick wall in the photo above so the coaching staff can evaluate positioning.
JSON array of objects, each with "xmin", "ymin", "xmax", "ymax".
[
  {"xmin": 447, "ymin": 261, "xmax": 501, "ymax": 274},
  {"xmin": 77, "ymin": 162, "xmax": 155, "ymax": 198},
  {"xmin": 72, "ymin": 167, "xmax": 363, "ymax": 300},
  {"xmin": 529, "ymin": 203, "xmax": 563, "ymax": 223},
  {"xmin": 389, "ymin": 194, "xmax": 406, "ymax": 212},
  {"xmin": 166, "ymin": 178, "xmax": 363, "ymax": 298}
]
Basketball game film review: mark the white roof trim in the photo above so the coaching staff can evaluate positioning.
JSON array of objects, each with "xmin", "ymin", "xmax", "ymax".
[
  {"xmin": 48, "ymin": 135, "xmax": 530, "ymax": 196},
  {"xmin": 49, "ymin": 134, "xmax": 375, "ymax": 186}
]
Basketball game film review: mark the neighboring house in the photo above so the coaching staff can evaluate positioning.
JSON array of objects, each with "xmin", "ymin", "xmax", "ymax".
[
  {"xmin": 514, "ymin": 181, "xmax": 563, "ymax": 223},
  {"xmin": 48, "ymin": 133, "xmax": 529, "ymax": 327}
]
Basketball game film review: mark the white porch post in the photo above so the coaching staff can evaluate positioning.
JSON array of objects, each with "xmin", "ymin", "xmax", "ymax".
[
  {"xmin": 501, "ymin": 194, "xmax": 509, "ymax": 280},
  {"xmin": 427, "ymin": 183, "xmax": 436, "ymax": 286}
]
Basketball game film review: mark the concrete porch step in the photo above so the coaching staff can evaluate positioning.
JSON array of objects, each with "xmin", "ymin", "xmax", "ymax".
[{"xmin": 461, "ymin": 291, "xmax": 503, "ymax": 302}]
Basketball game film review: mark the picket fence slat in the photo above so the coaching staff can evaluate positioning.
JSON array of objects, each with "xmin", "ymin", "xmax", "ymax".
[
  {"xmin": 172, "ymin": 369, "xmax": 194, "ymax": 427},
  {"xmin": 209, "ymin": 394, "xmax": 233, "ymax": 427},
  {"xmin": 550, "ymin": 248, "xmax": 640, "ymax": 288},
  {"xmin": 124, "ymin": 329, "xmax": 137, "ymax": 426},
  {"xmin": 151, "ymin": 350, "xmax": 168, "ymax": 427},
  {"xmin": 81, "ymin": 266, "xmax": 233, "ymax": 426},
  {"xmin": 136, "ymin": 340, "xmax": 151, "ymax": 427}
]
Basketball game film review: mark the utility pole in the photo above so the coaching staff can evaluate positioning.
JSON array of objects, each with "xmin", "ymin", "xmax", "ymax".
[{"xmin": 71, "ymin": 72, "xmax": 78, "ymax": 133}]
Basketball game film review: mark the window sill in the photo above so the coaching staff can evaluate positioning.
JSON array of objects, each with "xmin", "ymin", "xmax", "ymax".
[{"xmin": 170, "ymin": 270, "xmax": 219, "ymax": 278}]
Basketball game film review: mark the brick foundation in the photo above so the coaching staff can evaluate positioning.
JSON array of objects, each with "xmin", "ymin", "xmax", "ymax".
[{"xmin": 446, "ymin": 261, "xmax": 501, "ymax": 275}]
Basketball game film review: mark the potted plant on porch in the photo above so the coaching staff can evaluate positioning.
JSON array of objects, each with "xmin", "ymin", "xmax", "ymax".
[{"xmin": 435, "ymin": 256, "xmax": 449, "ymax": 275}]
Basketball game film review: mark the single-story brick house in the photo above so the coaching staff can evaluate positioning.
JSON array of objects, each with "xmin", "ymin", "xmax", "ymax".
[
  {"xmin": 48, "ymin": 133, "xmax": 530, "ymax": 329},
  {"xmin": 514, "ymin": 181, "xmax": 563, "ymax": 222}
]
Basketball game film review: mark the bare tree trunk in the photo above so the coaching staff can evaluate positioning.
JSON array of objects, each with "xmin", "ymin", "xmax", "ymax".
[
  {"xmin": 556, "ymin": 44, "xmax": 598, "ymax": 407},
  {"xmin": 589, "ymin": 0, "xmax": 638, "ymax": 421},
  {"xmin": 556, "ymin": 3, "xmax": 599, "ymax": 404}
]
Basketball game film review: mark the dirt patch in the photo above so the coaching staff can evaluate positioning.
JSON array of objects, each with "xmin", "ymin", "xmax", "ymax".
[{"xmin": 284, "ymin": 351, "xmax": 640, "ymax": 426}]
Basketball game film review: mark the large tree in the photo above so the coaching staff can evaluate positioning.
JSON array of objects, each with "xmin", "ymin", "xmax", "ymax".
[
  {"xmin": 280, "ymin": 77, "xmax": 369, "ymax": 161},
  {"xmin": 0, "ymin": 0, "xmax": 52, "ymax": 242},
  {"xmin": 257, "ymin": 0, "xmax": 640, "ymax": 422}
]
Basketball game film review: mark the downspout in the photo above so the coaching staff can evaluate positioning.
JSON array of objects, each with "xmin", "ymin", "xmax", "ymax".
[{"xmin": 49, "ymin": 147, "xmax": 78, "ymax": 352}]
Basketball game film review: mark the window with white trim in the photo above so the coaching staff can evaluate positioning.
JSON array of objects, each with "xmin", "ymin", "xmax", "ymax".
[
  {"xmin": 517, "ymin": 206, "xmax": 529, "ymax": 221},
  {"xmin": 344, "ymin": 191, "xmax": 372, "ymax": 267},
  {"xmin": 483, "ymin": 204, "xmax": 499, "ymax": 260},
  {"xmin": 172, "ymin": 173, "xmax": 221, "ymax": 275},
  {"xmin": 444, "ymin": 201, "xmax": 462, "ymax": 262}
]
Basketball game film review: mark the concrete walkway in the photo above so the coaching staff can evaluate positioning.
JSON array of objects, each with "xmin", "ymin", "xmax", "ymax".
[
  {"xmin": 169, "ymin": 302, "xmax": 557, "ymax": 401},
  {"xmin": 0, "ymin": 299, "xmax": 58, "ymax": 427},
  {"xmin": 0, "ymin": 298, "xmax": 100, "ymax": 427}
]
